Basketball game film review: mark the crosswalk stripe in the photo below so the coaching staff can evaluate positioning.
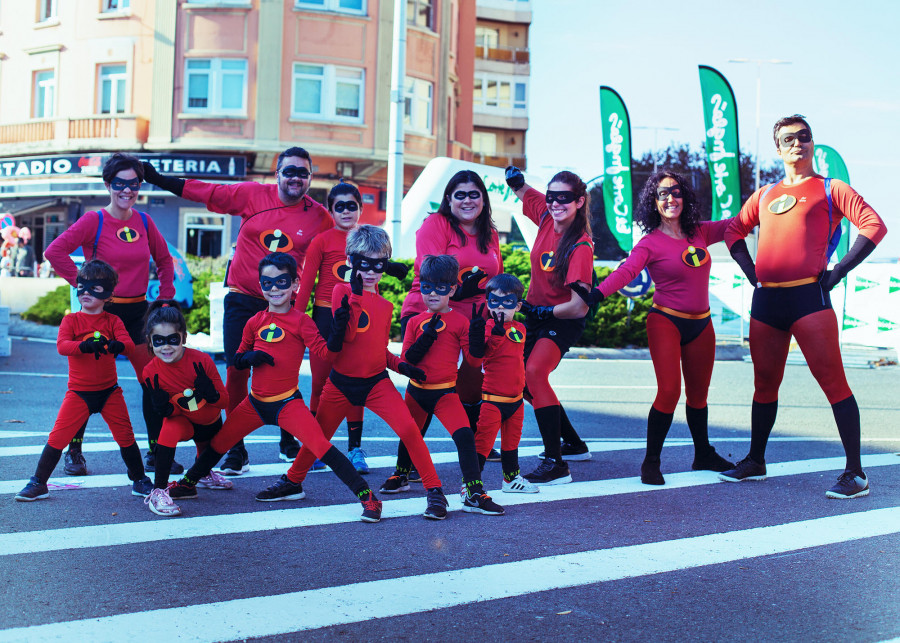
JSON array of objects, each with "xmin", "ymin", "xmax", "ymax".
[
  {"xmin": 2, "ymin": 506, "xmax": 898, "ymax": 642},
  {"xmin": 2, "ymin": 453, "xmax": 897, "ymax": 557}
]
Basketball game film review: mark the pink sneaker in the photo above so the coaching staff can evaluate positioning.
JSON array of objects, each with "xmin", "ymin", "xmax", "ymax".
[
  {"xmin": 196, "ymin": 470, "xmax": 234, "ymax": 490},
  {"xmin": 144, "ymin": 487, "xmax": 182, "ymax": 517}
]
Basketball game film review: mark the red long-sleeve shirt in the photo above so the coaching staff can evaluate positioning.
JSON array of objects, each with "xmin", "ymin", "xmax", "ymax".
[
  {"xmin": 182, "ymin": 180, "xmax": 331, "ymax": 299},
  {"xmin": 331, "ymin": 282, "xmax": 400, "ymax": 378},
  {"xmin": 725, "ymin": 176, "xmax": 887, "ymax": 283},
  {"xmin": 44, "ymin": 209, "xmax": 174, "ymax": 299},
  {"xmin": 479, "ymin": 320, "xmax": 526, "ymax": 398},
  {"xmin": 295, "ymin": 227, "xmax": 349, "ymax": 311},
  {"xmin": 57, "ymin": 311, "xmax": 134, "ymax": 390},
  {"xmin": 237, "ymin": 308, "xmax": 332, "ymax": 398},
  {"xmin": 142, "ymin": 348, "xmax": 228, "ymax": 425},
  {"xmin": 401, "ymin": 309, "xmax": 472, "ymax": 385}
]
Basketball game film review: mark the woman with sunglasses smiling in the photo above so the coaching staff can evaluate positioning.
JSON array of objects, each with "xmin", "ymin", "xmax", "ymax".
[
  {"xmin": 45, "ymin": 152, "xmax": 176, "ymax": 477},
  {"xmin": 504, "ymin": 166, "xmax": 595, "ymax": 485},
  {"xmin": 572, "ymin": 171, "xmax": 735, "ymax": 485}
]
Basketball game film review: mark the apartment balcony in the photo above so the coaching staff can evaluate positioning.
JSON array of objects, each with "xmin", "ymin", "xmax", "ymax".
[
  {"xmin": 0, "ymin": 115, "xmax": 149, "ymax": 156},
  {"xmin": 473, "ymin": 153, "xmax": 526, "ymax": 170},
  {"xmin": 474, "ymin": 44, "xmax": 530, "ymax": 76}
]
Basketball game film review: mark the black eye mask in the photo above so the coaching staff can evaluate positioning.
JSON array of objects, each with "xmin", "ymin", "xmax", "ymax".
[
  {"xmin": 420, "ymin": 282, "xmax": 454, "ymax": 296},
  {"xmin": 151, "ymin": 333, "xmax": 182, "ymax": 348},
  {"xmin": 486, "ymin": 292, "xmax": 519, "ymax": 309},
  {"xmin": 259, "ymin": 274, "xmax": 293, "ymax": 291},
  {"xmin": 76, "ymin": 278, "xmax": 115, "ymax": 301},
  {"xmin": 350, "ymin": 254, "xmax": 386, "ymax": 273}
]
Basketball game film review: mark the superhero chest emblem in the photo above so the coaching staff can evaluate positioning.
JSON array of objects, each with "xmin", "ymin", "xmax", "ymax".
[
  {"xmin": 116, "ymin": 226, "xmax": 141, "ymax": 243},
  {"xmin": 81, "ymin": 330, "xmax": 108, "ymax": 343},
  {"xmin": 506, "ymin": 327, "xmax": 525, "ymax": 343},
  {"xmin": 356, "ymin": 309, "xmax": 371, "ymax": 333},
  {"xmin": 681, "ymin": 246, "xmax": 710, "ymax": 268},
  {"xmin": 332, "ymin": 260, "xmax": 352, "ymax": 282},
  {"xmin": 257, "ymin": 323, "xmax": 285, "ymax": 343},
  {"xmin": 458, "ymin": 266, "xmax": 489, "ymax": 287},
  {"xmin": 767, "ymin": 194, "xmax": 798, "ymax": 214},
  {"xmin": 419, "ymin": 318, "xmax": 447, "ymax": 333},
  {"xmin": 175, "ymin": 388, "xmax": 206, "ymax": 413},
  {"xmin": 258, "ymin": 229, "xmax": 295, "ymax": 253},
  {"xmin": 539, "ymin": 251, "xmax": 556, "ymax": 272}
]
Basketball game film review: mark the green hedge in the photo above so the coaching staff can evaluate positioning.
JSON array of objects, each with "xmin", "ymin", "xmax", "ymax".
[{"xmin": 21, "ymin": 285, "xmax": 70, "ymax": 326}]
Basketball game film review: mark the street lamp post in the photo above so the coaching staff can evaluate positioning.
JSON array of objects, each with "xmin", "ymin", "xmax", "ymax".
[{"xmin": 634, "ymin": 126, "xmax": 679, "ymax": 173}]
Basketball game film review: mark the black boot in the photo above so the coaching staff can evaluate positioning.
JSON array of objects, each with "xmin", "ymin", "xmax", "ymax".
[
  {"xmin": 687, "ymin": 404, "xmax": 733, "ymax": 472},
  {"xmin": 641, "ymin": 406, "xmax": 673, "ymax": 485}
]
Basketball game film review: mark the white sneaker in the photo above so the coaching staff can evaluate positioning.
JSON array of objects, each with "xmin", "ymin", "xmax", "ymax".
[
  {"xmin": 197, "ymin": 470, "xmax": 234, "ymax": 490},
  {"xmin": 144, "ymin": 487, "xmax": 182, "ymax": 516},
  {"xmin": 502, "ymin": 475, "xmax": 540, "ymax": 494}
]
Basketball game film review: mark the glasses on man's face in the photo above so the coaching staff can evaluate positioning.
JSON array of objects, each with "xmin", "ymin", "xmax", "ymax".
[
  {"xmin": 656, "ymin": 187, "xmax": 683, "ymax": 201},
  {"xmin": 452, "ymin": 190, "xmax": 482, "ymax": 201},
  {"xmin": 545, "ymin": 191, "xmax": 576, "ymax": 205},
  {"xmin": 279, "ymin": 165, "xmax": 311, "ymax": 179},
  {"xmin": 259, "ymin": 274, "xmax": 293, "ymax": 291},
  {"xmin": 778, "ymin": 129, "xmax": 812, "ymax": 148},
  {"xmin": 420, "ymin": 282, "xmax": 454, "ymax": 296},
  {"xmin": 333, "ymin": 201, "xmax": 359, "ymax": 214},
  {"xmin": 110, "ymin": 178, "xmax": 141, "ymax": 192}
]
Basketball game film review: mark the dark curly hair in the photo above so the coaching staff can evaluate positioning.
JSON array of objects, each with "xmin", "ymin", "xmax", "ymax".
[
  {"xmin": 436, "ymin": 170, "xmax": 496, "ymax": 255},
  {"xmin": 635, "ymin": 170, "xmax": 701, "ymax": 239}
]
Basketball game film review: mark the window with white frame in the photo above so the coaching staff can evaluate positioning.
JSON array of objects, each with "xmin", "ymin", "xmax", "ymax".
[
  {"xmin": 184, "ymin": 58, "xmax": 248, "ymax": 116},
  {"xmin": 407, "ymin": 0, "xmax": 433, "ymax": 29},
  {"xmin": 472, "ymin": 131, "xmax": 497, "ymax": 156},
  {"xmin": 404, "ymin": 77, "xmax": 433, "ymax": 134},
  {"xmin": 102, "ymin": 0, "xmax": 129, "ymax": 12},
  {"xmin": 295, "ymin": 0, "xmax": 365, "ymax": 15},
  {"xmin": 34, "ymin": 70, "xmax": 55, "ymax": 118},
  {"xmin": 183, "ymin": 212, "xmax": 228, "ymax": 258},
  {"xmin": 473, "ymin": 75, "xmax": 527, "ymax": 114},
  {"xmin": 98, "ymin": 64, "xmax": 127, "ymax": 114},
  {"xmin": 292, "ymin": 63, "xmax": 364, "ymax": 123},
  {"xmin": 38, "ymin": 0, "xmax": 57, "ymax": 21},
  {"xmin": 475, "ymin": 27, "xmax": 499, "ymax": 49}
]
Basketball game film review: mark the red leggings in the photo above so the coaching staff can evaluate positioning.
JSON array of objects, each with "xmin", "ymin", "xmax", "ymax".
[
  {"xmin": 47, "ymin": 388, "xmax": 135, "ymax": 450},
  {"xmin": 646, "ymin": 312, "xmax": 716, "ymax": 413},
  {"xmin": 524, "ymin": 338, "xmax": 563, "ymax": 409},
  {"xmin": 157, "ymin": 415, "xmax": 218, "ymax": 450},
  {"xmin": 750, "ymin": 309, "xmax": 852, "ymax": 404},
  {"xmin": 289, "ymin": 378, "xmax": 441, "ymax": 488},
  {"xmin": 224, "ymin": 366, "xmax": 249, "ymax": 415},
  {"xmin": 475, "ymin": 400, "xmax": 524, "ymax": 456},
  {"xmin": 405, "ymin": 389, "xmax": 469, "ymax": 436}
]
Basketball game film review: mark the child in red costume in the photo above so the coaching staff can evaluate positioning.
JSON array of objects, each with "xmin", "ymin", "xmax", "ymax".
[
  {"xmin": 141, "ymin": 301, "xmax": 233, "ymax": 517},
  {"xmin": 15, "ymin": 260, "xmax": 153, "ymax": 501},
  {"xmin": 172, "ymin": 253, "xmax": 382, "ymax": 523},
  {"xmin": 380, "ymin": 254, "xmax": 504, "ymax": 515},
  {"xmin": 280, "ymin": 225, "xmax": 450, "ymax": 520}
]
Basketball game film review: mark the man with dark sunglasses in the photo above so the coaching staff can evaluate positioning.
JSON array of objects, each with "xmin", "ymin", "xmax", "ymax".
[
  {"xmin": 142, "ymin": 147, "xmax": 332, "ymax": 473},
  {"xmin": 723, "ymin": 114, "xmax": 887, "ymax": 499}
]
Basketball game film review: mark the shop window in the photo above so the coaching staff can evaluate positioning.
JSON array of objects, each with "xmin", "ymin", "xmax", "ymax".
[{"xmin": 184, "ymin": 212, "xmax": 227, "ymax": 258}]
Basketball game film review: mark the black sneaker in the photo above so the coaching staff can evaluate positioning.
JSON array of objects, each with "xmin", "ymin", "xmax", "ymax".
[
  {"xmin": 462, "ymin": 491, "xmax": 505, "ymax": 515},
  {"xmin": 523, "ymin": 458, "xmax": 572, "ymax": 485},
  {"xmin": 640, "ymin": 459, "xmax": 665, "ymax": 485},
  {"xmin": 15, "ymin": 477, "xmax": 49, "ymax": 502},
  {"xmin": 538, "ymin": 442, "xmax": 592, "ymax": 462},
  {"xmin": 718, "ymin": 456, "xmax": 767, "ymax": 482},
  {"xmin": 360, "ymin": 491, "xmax": 382, "ymax": 523},
  {"xmin": 826, "ymin": 471, "xmax": 869, "ymax": 499},
  {"xmin": 63, "ymin": 450, "xmax": 88, "ymax": 476},
  {"xmin": 131, "ymin": 476, "xmax": 154, "ymax": 497},
  {"xmin": 144, "ymin": 450, "xmax": 184, "ymax": 475},
  {"xmin": 379, "ymin": 474, "xmax": 410, "ymax": 494},
  {"xmin": 255, "ymin": 474, "xmax": 306, "ymax": 502},
  {"xmin": 423, "ymin": 487, "xmax": 449, "ymax": 520},
  {"xmin": 692, "ymin": 447, "xmax": 734, "ymax": 472},
  {"xmin": 279, "ymin": 439, "xmax": 301, "ymax": 463},
  {"xmin": 219, "ymin": 447, "xmax": 250, "ymax": 476},
  {"xmin": 486, "ymin": 449, "xmax": 502, "ymax": 462},
  {"xmin": 168, "ymin": 481, "xmax": 199, "ymax": 499}
]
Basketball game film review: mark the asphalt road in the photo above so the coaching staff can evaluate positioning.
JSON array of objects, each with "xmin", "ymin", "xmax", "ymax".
[{"xmin": 1, "ymin": 336, "xmax": 898, "ymax": 642}]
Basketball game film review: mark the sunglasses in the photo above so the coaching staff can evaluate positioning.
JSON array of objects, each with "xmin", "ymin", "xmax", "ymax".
[
  {"xmin": 333, "ymin": 201, "xmax": 359, "ymax": 214},
  {"xmin": 545, "ymin": 191, "xmax": 576, "ymax": 205},
  {"xmin": 109, "ymin": 178, "xmax": 141, "ymax": 192},
  {"xmin": 452, "ymin": 190, "xmax": 482, "ymax": 201},
  {"xmin": 351, "ymin": 254, "xmax": 386, "ymax": 273},
  {"xmin": 778, "ymin": 129, "xmax": 812, "ymax": 148},
  {"xmin": 259, "ymin": 274, "xmax": 293, "ymax": 291},
  {"xmin": 420, "ymin": 282, "xmax": 454, "ymax": 296},
  {"xmin": 486, "ymin": 292, "xmax": 519, "ymax": 309},
  {"xmin": 151, "ymin": 333, "xmax": 183, "ymax": 348},
  {"xmin": 656, "ymin": 187, "xmax": 683, "ymax": 201},
  {"xmin": 279, "ymin": 165, "xmax": 311, "ymax": 179}
]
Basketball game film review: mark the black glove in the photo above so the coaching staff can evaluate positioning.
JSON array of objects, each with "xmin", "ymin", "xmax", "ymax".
[
  {"xmin": 505, "ymin": 165, "xmax": 525, "ymax": 191},
  {"xmin": 143, "ymin": 374, "xmax": 174, "ymax": 418},
  {"xmin": 79, "ymin": 336, "xmax": 108, "ymax": 360},
  {"xmin": 490, "ymin": 311, "xmax": 507, "ymax": 336},
  {"xmin": 729, "ymin": 239, "xmax": 758, "ymax": 286},
  {"xmin": 106, "ymin": 339, "xmax": 126, "ymax": 356},
  {"xmin": 397, "ymin": 362, "xmax": 426, "ymax": 382},
  {"xmin": 450, "ymin": 269, "xmax": 487, "ymax": 301},
  {"xmin": 141, "ymin": 161, "xmax": 185, "ymax": 197},
  {"xmin": 385, "ymin": 260, "xmax": 409, "ymax": 280},
  {"xmin": 192, "ymin": 362, "xmax": 220, "ymax": 404},
  {"xmin": 405, "ymin": 313, "xmax": 441, "ymax": 364},
  {"xmin": 820, "ymin": 235, "xmax": 877, "ymax": 292},
  {"xmin": 327, "ymin": 295, "xmax": 351, "ymax": 352},
  {"xmin": 468, "ymin": 303, "xmax": 487, "ymax": 359},
  {"xmin": 349, "ymin": 266, "xmax": 364, "ymax": 296},
  {"xmin": 568, "ymin": 282, "xmax": 604, "ymax": 307},
  {"xmin": 233, "ymin": 350, "xmax": 275, "ymax": 370},
  {"xmin": 521, "ymin": 301, "xmax": 554, "ymax": 321}
]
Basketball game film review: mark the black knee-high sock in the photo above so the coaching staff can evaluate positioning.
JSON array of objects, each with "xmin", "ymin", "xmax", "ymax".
[
  {"xmin": 500, "ymin": 449, "xmax": 519, "ymax": 481},
  {"xmin": 534, "ymin": 405, "xmax": 562, "ymax": 461},
  {"xmin": 34, "ymin": 445, "xmax": 64, "ymax": 483},
  {"xmin": 463, "ymin": 402, "xmax": 482, "ymax": 436},
  {"xmin": 142, "ymin": 390, "xmax": 163, "ymax": 453},
  {"xmin": 153, "ymin": 444, "xmax": 177, "ymax": 489},
  {"xmin": 68, "ymin": 423, "xmax": 87, "ymax": 452},
  {"xmin": 347, "ymin": 420, "xmax": 363, "ymax": 450},
  {"xmin": 748, "ymin": 400, "xmax": 778, "ymax": 464},
  {"xmin": 832, "ymin": 395, "xmax": 862, "ymax": 473},
  {"xmin": 450, "ymin": 427, "xmax": 482, "ymax": 491},
  {"xmin": 645, "ymin": 406, "xmax": 674, "ymax": 463},
  {"xmin": 559, "ymin": 405, "xmax": 585, "ymax": 447},
  {"xmin": 182, "ymin": 446, "xmax": 225, "ymax": 485},
  {"xmin": 685, "ymin": 404, "xmax": 711, "ymax": 455},
  {"xmin": 320, "ymin": 446, "xmax": 371, "ymax": 497},
  {"xmin": 279, "ymin": 428, "xmax": 298, "ymax": 447},
  {"xmin": 396, "ymin": 418, "xmax": 429, "ymax": 473},
  {"xmin": 120, "ymin": 442, "xmax": 146, "ymax": 480}
]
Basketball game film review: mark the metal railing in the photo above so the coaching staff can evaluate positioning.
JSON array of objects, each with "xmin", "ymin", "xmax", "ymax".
[{"xmin": 475, "ymin": 44, "xmax": 529, "ymax": 64}]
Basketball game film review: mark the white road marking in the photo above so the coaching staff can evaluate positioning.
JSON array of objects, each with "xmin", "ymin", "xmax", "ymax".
[
  {"xmin": 1, "ymin": 453, "xmax": 896, "ymax": 557},
  {"xmin": 2, "ymin": 506, "xmax": 898, "ymax": 641}
]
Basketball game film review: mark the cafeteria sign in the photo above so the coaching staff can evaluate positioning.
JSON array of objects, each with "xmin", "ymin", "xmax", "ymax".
[{"xmin": 0, "ymin": 153, "xmax": 247, "ymax": 180}]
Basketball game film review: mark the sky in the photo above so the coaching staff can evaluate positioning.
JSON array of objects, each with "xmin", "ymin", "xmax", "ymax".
[{"xmin": 526, "ymin": 0, "xmax": 900, "ymax": 257}]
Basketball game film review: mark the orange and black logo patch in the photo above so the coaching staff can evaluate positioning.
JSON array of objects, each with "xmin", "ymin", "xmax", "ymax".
[
  {"xmin": 458, "ymin": 266, "xmax": 489, "ymax": 287},
  {"xmin": 258, "ymin": 229, "xmax": 294, "ymax": 253},
  {"xmin": 332, "ymin": 261, "xmax": 352, "ymax": 282},
  {"xmin": 506, "ymin": 326, "xmax": 525, "ymax": 343},
  {"xmin": 767, "ymin": 194, "xmax": 797, "ymax": 215},
  {"xmin": 175, "ymin": 389, "xmax": 206, "ymax": 413},
  {"xmin": 81, "ymin": 331, "xmax": 108, "ymax": 343},
  {"xmin": 257, "ymin": 323, "xmax": 285, "ymax": 343},
  {"xmin": 116, "ymin": 226, "xmax": 141, "ymax": 243},
  {"xmin": 681, "ymin": 246, "xmax": 710, "ymax": 268},
  {"xmin": 419, "ymin": 317, "xmax": 447, "ymax": 334},
  {"xmin": 539, "ymin": 251, "xmax": 556, "ymax": 272},
  {"xmin": 356, "ymin": 309, "xmax": 371, "ymax": 333}
]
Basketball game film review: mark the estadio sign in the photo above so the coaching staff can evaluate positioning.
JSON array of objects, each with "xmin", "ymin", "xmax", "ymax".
[{"xmin": 0, "ymin": 153, "xmax": 247, "ymax": 180}]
